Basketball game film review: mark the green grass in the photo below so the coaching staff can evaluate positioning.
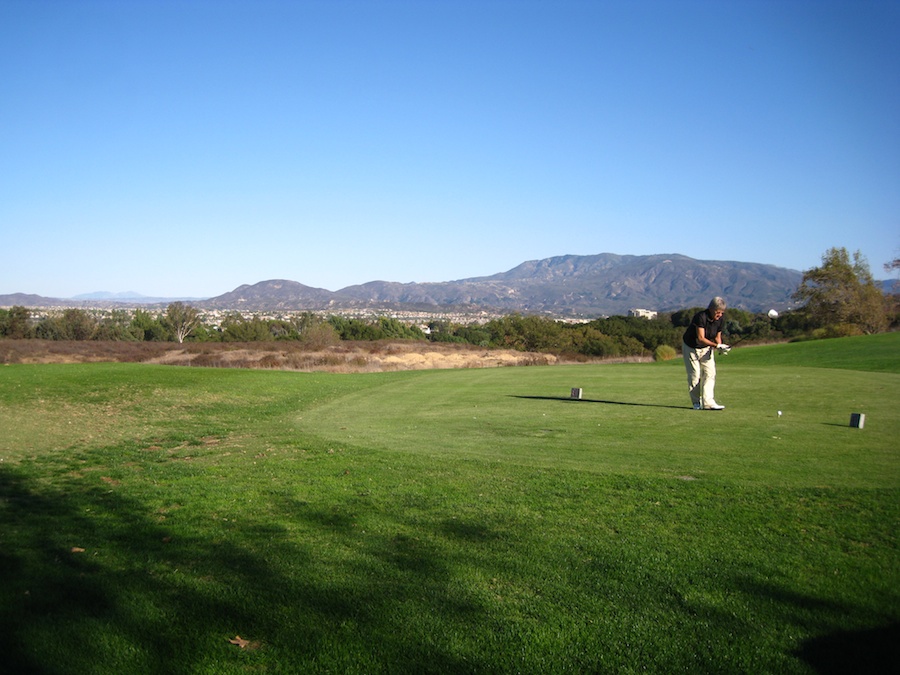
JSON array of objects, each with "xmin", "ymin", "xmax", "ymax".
[
  {"xmin": 1, "ymin": 333, "xmax": 898, "ymax": 673},
  {"xmin": 728, "ymin": 332, "xmax": 900, "ymax": 373}
]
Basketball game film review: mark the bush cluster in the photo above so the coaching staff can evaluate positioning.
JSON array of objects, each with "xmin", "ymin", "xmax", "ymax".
[{"xmin": 4, "ymin": 300, "xmax": 892, "ymax": 359}]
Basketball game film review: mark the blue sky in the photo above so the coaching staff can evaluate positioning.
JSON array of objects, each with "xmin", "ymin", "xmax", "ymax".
[{"xmin": 2, "ymin": 0, "xmax": 897, "ymax": 298}]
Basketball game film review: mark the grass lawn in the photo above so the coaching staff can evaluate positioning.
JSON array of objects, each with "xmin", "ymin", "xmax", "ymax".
[{"xmin": 1, "ymin": 333, "xmax": 898, "ymax": 673}]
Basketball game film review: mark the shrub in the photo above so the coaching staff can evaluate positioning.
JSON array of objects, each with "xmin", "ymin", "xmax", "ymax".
[
  {"xmin": 654, "ymin": 344, "xmax": 678, "ymax": 361},
  {"xmin": 258, "ymin": 353, "xmax": 283, "ymax": 369},
  {"xmin": 300, "ymin": 322, "xmax": 340, "ymax": 349},
  {"xmin": 822, "ymin": 323, "xmax": 864, "ymax": 338}
]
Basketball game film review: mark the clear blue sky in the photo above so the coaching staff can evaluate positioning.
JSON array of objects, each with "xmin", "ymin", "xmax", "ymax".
[{"xmin": 2, "ymin": 0, "xmax": 897, "ymax": 298}]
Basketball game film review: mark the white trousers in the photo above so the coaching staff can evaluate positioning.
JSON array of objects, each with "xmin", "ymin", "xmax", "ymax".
[{"xmin": 682, "ymin": 343, "xmax": 716, "ymax": 408}]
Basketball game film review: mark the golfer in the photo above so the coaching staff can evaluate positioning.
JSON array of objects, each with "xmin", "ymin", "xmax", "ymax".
[{"xmin": 682, "ymin": 297, "xmax": 728, "ymax": 410}]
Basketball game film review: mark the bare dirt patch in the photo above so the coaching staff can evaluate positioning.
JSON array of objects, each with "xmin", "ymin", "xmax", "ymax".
[{"xmin": 0, "ymin": 339, "xmax": 576, "ymax": 372}]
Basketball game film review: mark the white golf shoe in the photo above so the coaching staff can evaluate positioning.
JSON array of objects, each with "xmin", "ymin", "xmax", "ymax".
[{"xmin": 705, "ymin": 401, "xmax": 725, "ymax": 410}]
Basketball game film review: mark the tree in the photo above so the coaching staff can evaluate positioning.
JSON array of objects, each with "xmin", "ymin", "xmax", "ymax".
[
  {"xmin": 221, "ymin": 314, "xmax": 272, "ymax": 342},
  {"xmin": 131, "ymin": 309, "xmax": 169, "ymax": 341},
  {"xmin": 886, "ymin": 256, "xmax": 900, "ymax": 294},
  {"xmin": 293, "ymin": 313, "xmax": 340, "ymax": 348},
  {"xmin": 670, "ymin": 308, "xmax": 703, "ymax": 328},
  {"xmin": 0, "ymin": 306, "xmax": 31, "ymax": 339},
  {"xmin": 303, "ymin": 321, "xmax": 340, "ymax": 348},
  {"xmin": 34, "ymin": 309, "xmax": 97, "ymax": 340},
  {"xmin": 377, "ymin": 317, "xmax": 426, "ymax": 340},
  {"xmin": 793, "ymin": 247, "xmax": 887, "ymax": 334},
  {"xmin": 165, "ymin": 302, "xmax": 200, "ymax": 344},
  {"xmin": 64, "ymin": 309, "xmax": 98, "ymax": 340},
  {"xmin": 95, "ymin": 310, "xmax": 139, "ymax": 341},
  {"xmin": 885, "ymin": 255, "xmax": 900, "ymax": 328},
  {"xmin": 328, "ymin": 316, "xmax": 381, "ymax": 341},
  {"xmin": 33, "ymin": 316, "xmax": 64, "ymax": 340}
]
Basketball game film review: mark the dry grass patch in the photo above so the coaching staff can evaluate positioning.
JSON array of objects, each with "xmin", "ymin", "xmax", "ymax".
[{"xmin": 1, "ymin": 339, "xmax": 564, "ymax": 372}]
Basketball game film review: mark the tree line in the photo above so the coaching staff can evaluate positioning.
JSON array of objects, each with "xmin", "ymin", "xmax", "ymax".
[
  {"xmin": 0, "ymin": 303, "xmax": 765, "ymax": 358},
  {"xmin": 2, "ymin": 247, "xmax": 896, "ymax": 357}
]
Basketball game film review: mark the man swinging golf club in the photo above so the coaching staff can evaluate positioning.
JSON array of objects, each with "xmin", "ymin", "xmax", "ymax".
[{"xmin": 682, "ymin": 297, "xmax": 729, "ymax": 410}]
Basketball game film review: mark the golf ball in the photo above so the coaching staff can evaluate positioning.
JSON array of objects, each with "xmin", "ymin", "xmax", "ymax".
[
  {"xmin": 777, "ymin": 411, "xmax": 782, "ymax": 417},
  {"xmin": 768, "ymin": 309, "xmax": 779, "ymax": 319}
]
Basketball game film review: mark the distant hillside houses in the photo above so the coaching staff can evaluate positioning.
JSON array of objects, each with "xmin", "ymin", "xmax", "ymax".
[{"xmin": 628, "ymin": 308, "xmax": 658, "ymax": 320}]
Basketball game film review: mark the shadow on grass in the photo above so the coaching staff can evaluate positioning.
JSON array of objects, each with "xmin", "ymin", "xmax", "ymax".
[
  {"xmin": 794, "ymin": 622, "xmax": 900, "ymax": 674},
  {"xmin": 0, "ymin": 465, "xmax": 281, "ymax": 673},
  {"xmin": 733, "ymin": 577, "xmax": 900, "ymax": 674},
  {"xmin": 512, "ymin": 394, "xmax": 687, "ymax": 410},
  {"xmin": 3, "ymin": 463, "xmax": 895, "ymax": 673},
  {"xmin": 0, "ymin": 467, "xmax": 490, "ymax": 673}
]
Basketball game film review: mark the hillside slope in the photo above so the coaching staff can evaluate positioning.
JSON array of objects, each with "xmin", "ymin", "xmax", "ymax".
[{"xmin": 333, "ymin": 253, "xmax": 801, "ymax": 315}]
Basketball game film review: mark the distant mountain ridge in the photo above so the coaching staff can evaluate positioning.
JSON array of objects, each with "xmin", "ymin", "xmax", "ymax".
[
  {"xmin": 201, "ymin": 253, "xmax": 803, "ymax": 315},
  {"xmin": 204, "ymin": 280, "xmax": 343, "ymax": 310},
  {"xmin": 1, "ymin": 253, "xmax": 806, "ymax": 316}
]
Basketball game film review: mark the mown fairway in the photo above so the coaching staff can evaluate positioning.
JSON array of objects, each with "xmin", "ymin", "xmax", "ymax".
[{"xmin": 1, "ymin": 333, "xmax": 898, "ymax": 673}]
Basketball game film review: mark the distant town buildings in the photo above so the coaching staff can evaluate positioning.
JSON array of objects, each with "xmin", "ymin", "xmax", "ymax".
[{"xmin": 628, "ymin": 308, "xmax": 657, "ymax": 320}]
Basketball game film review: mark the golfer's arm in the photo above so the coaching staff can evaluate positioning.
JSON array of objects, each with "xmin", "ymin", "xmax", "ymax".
[{"xmin": 696, "ymin": 328, "xmax": 718, "ymax": 348}]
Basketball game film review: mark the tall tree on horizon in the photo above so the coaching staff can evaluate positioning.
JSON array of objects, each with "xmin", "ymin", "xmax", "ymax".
[
  {"xmin": 793, "ymin": 247, "xmax": 887, "ymax": 334},
  {"xmin": 165, "ymin": 302, "xmax": 200, "ymax": 344}
]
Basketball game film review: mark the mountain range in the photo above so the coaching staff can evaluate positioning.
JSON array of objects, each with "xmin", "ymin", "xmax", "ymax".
[{"xmin": 2, "ymin": 253, "xmax": 805, "ymax": 316}]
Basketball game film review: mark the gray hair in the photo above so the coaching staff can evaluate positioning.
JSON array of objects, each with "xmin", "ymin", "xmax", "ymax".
[{"xmin": 708, "ymin": 297, "xmax": 727, "ymax": 311}]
